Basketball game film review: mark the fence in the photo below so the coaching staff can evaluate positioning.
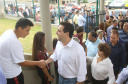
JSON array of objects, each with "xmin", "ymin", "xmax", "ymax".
[{"xmin": 85, "ymin": 10, "xmax": 106, "ymax": 39}]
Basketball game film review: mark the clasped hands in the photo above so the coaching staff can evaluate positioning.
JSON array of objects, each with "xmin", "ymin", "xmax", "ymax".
[{"xmin": 38, "ymin": 60, "xmax": 47, "ymax": 69}]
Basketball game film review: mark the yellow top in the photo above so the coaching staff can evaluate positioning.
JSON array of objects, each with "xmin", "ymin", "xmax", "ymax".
[{"xmin": 73, "ymin": 15, "xmax": 79, "ymax": 24}]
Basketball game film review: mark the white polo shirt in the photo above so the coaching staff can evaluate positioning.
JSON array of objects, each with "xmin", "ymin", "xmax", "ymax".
[
  {"xmin": 51, "ymin": 39, "xmax": 87, "ymax": 82},
  {"xmin": 0, "ymin": 30, "xmax": 25, "ymax": 78}
]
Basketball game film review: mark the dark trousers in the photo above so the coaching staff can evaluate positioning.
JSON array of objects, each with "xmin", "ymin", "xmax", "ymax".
[
  {"xmin": 114, "ymin": 70, "xmax": 119, "ymax": 77},
  {"xmin": 92, "ymin": 77, "xmax": 108, "ymax": 84},
  {"xmin": 7, "ymin": 72, "xmax": 24, "ymax": 84}
]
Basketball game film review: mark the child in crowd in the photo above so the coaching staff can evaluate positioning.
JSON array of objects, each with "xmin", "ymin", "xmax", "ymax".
[
  {"xmin": 32, "ymin": 32, "xmax": 53, "ymax": 84},
  {"xmin": 74, "ymin": 27, "xmax": 84, "ymax": 46}
]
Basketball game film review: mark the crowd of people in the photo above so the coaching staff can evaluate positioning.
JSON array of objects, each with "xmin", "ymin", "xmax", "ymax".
[{"xmin": 1, "ymin": 2, "xmax": 128, "ymax": 84}]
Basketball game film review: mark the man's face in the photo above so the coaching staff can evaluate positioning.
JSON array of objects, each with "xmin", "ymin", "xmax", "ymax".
[
  {"xmin": 113, "ymin": 21, "xmax": 118, "ymax": 27},
  {"xmin": 123, "ymin": 23, "xmax": 128, "ymax": 33},
  {"xmin": 88, "ymin": 33, "xmax": 94, "ymax": 42},
  {"xmin": 56, "ymin": 25, "xmax": 66, "ymax": 41},
  {"xmin": 110, "ymin": 33, "xmax": 119, "ymax": 45},
  {"xmin": 20, "ymin": 26, "xmax": 31, "ymax": 38}
]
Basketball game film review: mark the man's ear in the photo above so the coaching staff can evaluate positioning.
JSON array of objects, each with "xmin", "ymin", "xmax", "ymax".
[
  {"xmin": 17, "ymin": 27, "xmax": 22, "ymax": 31},
  {"xmin": 66, "ymin": 32, "xmax": 69, "ymax": 37}
]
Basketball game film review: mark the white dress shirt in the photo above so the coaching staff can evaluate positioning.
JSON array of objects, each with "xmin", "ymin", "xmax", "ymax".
[
  {"xmin": 116, "ymin": 65, "xmax": 128, "ymax": 84},
  {"xmin": 50, "ymin": 39, "xmax": 87, "ymax": 82},
  {"xmin": 78, "ymin": 14, "xmax": 86, "ymax": 27},
  {"xmin": 87, "ymin": 53, "xmax": 115, "ymax": 84}
]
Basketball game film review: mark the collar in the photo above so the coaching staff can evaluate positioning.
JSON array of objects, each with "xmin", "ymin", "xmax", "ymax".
[
  {"xmin": 96, "ymin": 54, "xmax": 109, "ymax": 64},
  {"xmin": 65, "ymin": 38, "xmax": 73, "ymax": 48},
  {"xmin": 109, "ymin": 41, "xmax": 120, "ymax": 47},
  {"xmin": 11, "ymin": 30, "xmax": 18, "ymax": 39},
  {"xmin": 93, "ymin": 38, "xmax": 99, "ymax": 44}
]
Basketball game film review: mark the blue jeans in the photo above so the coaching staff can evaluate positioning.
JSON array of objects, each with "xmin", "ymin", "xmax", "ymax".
[{"xmin": 59, "ymin": 75, "xmax": 77, "ymax": 84}]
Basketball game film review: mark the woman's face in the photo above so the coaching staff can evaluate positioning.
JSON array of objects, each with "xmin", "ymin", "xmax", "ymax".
[
  {"xmin": 98, "ymin": 32, "xmax": 103, "ymax": 38},
  {"xmin": 119, "ymin": 22, "xmax": 123, "ymax": 26}
]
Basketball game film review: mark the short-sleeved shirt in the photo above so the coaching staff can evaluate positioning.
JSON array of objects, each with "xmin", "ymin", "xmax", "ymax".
[
  {"xmin": 85, "ymin": 38, "xmax": 101, "ymax": 57},
  {"xmin": 0, "ymin": 30, "xmax": 25, "ymax": 78}
]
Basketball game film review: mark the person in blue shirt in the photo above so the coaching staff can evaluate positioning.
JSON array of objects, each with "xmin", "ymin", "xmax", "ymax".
[
  {"xmin": 85, "ymin": 31, "xmax": 101, "ymax": 57},
  {"xmin": 115, "ymin": 65, "xmax": 128, "ymax": 84},
  {"xmin": 0, "ymin": 65, "xmax": 6, "ymax": 84},
  {"xmin": 107, "ymin": 31, "xmax": 126, "ymax": 77},
  {"xmin": 85, "ymin": 31, "xmax": 101, "ymax": 83}
]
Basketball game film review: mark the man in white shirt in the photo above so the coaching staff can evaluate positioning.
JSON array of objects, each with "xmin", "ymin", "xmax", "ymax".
[
  {"xmin": 115, "ymin": 65, "xmax": 128, "ymax": 84},
  {"xmin": 0, "ymin": 18, "xmax": 44, "ymax": 84},
  {"xmin": 42, "ymin": 22, "xmax": 87, "ymax": 84},
  {"xmin": 78, "ymin": 12, "xmax": 86, "ymax": 27}
]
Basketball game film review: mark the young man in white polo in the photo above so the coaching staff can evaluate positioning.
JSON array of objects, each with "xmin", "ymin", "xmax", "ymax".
[{"xmin": 0, "ymin": 18, "xmax": 44, "ymax": 84}]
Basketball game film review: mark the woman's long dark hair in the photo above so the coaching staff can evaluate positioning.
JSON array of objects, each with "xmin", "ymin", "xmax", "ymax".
[{"xmin": 32, "ymin": 31, "xmax": 45, "ymax": 61}]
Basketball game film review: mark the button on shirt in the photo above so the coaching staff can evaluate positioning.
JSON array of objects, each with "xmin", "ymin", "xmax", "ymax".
[
  {"xmin": 85, "ymin": 39, "xmax": 101, "ymax": 57},
  {"xmin": 87, "ymin": 54, "xmax": 115, "ymax": 84},
  {"xmin": 116, "ymin": 65, "xmax": 128, "ymax": 84},
  {"xmin": 50, "ymin": 39, "xmax": 87, "ymax": 82}
]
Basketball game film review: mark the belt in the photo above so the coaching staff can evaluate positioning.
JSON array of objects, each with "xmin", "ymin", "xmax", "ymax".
[{"xmin": 60, "ymin": 75, "xmax": 76, "ymax": 79}]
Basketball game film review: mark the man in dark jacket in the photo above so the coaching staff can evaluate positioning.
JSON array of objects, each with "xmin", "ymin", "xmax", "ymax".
[{"xmin": 107, "ymin": 31, "xmax": 126, "ymax": 77}]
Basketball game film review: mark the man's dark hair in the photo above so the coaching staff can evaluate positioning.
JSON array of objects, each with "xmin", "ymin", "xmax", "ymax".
[
  {"xmin": 89, "ymin": 30, "xmax": 97, "ymax": 38},
  {"xmin": 15, "ymin": 18, "xmax": 34, "ymax": 29},
  {"xmin": 112, "ymin": 27, "xmax": 118, "ymax": 31},
  {"xmin": 60, "ymin": 22, "xmax": 74, "ymax": 38},
  {"xmin": 76, "ymin": 27, "xmax": 83, "ymax": 33},
  {"xmin": 113, "ymin": 20, "xmax": 117, "ymax": 23}
]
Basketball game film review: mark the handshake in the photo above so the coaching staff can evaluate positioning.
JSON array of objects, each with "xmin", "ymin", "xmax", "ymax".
[{"xmin": 38, "ymin": 60, "xmax": 47, "ymax": 69}]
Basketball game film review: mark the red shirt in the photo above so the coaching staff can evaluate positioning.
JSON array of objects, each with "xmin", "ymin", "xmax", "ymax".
[{"xmin": 74, "ymin": 34, "xmax": 83, "ymax": 46}]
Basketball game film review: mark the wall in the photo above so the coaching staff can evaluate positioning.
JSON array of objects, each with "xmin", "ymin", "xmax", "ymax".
[{"xmin": 22, "ymin": 53, "xmax": 42, "ymax": 84}]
